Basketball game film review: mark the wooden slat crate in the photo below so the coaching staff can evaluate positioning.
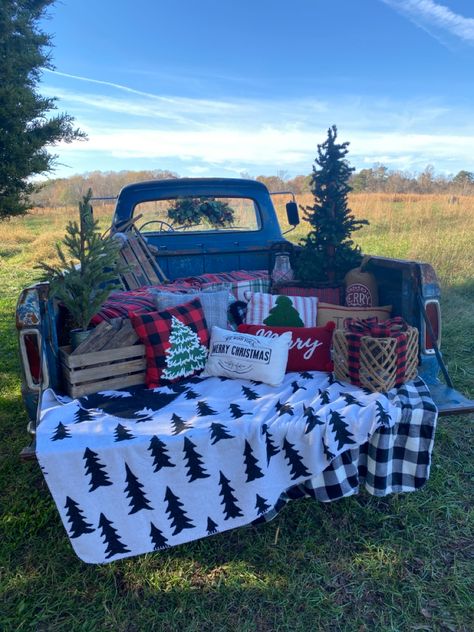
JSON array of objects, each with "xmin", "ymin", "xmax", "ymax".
[{"xmin": 60, "ymin": 344, "xmax": 146, "ymax": 398}]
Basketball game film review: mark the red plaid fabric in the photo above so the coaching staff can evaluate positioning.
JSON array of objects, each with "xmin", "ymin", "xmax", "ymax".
[
  {"xmin": 130, "ymin": 298, "xmax": 209, "ymax": 388},
  {"xmin": 91, "ymin": 282, "xmax": 196, "ymax": 325},
  {"xmin": 92, "ymin": 271, "xmax": 269, "ymax": 325},
  {"xmin": 184, "ymin": 270, "xmax": 269, "ymax": 285},
  {"xmin": 345, "ymin": 317, "xmax": 409, "ymax": 388},
  {"xmin": 90, "ymin": 289, "xmax": 156, "ymax": 325}
]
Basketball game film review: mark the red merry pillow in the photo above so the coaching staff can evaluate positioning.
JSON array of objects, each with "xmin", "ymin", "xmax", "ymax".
[
  {"xmin": 130, "ymin": 298, "xmax": 210, "ymax": 387},
  {"xmin": 237, "ymin": 322, "xmax": 335, "ymax": 372}
]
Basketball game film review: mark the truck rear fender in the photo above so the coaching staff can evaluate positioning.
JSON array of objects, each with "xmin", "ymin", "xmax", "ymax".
[{"xmin": 16, "ymin": 284, "xmax": 62, "ymax": 428}]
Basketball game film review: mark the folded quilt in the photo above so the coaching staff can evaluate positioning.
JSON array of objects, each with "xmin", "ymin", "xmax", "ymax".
[{"xmin": 36, "ymin": 372, "xmax": 435, "ymax": 564}]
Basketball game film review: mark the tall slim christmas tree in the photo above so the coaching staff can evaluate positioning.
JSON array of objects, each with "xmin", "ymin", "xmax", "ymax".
[{"xmin": 295, "ymin": 125, "xmax": 368, "ymax": 284}]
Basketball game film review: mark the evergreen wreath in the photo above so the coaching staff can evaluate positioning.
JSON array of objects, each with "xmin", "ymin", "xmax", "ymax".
[
  {"xmin": 294, "ymin": 125, "xmax": 368, "ymax": 284},
  {"xmin": 167, "ymin": 197, "xmax": 235, "ymax": 228}
]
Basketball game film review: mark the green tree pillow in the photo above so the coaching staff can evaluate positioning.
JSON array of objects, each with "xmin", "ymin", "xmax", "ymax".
[{"xmin": 244, "ymin": 292, "xmax": 318, "ymax": 328}]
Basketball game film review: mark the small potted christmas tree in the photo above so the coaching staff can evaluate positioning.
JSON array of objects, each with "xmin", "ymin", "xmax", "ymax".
[
  {"xmin": 294, "ymin": 125, "xmax": 368, "ymax": 287},
  {"xmin": 37, "ymin": 189, "xmax": 122, "ymax": 348}
]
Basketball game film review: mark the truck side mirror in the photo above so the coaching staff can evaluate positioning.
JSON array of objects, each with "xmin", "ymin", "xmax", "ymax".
[{"xmin": 286, "ymin": 201, "xmax": 299, "ymax": 226}]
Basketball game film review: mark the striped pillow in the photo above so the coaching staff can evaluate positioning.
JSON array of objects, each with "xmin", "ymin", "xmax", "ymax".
[{"xmin": 244, "ymin": 292, "xmax": 318, "ymax": 328}]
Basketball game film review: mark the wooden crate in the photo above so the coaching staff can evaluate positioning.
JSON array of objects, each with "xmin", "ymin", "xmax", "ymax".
[{"xmin": 60, "ymin": 344, "xmax": 146, "ymax": 398}]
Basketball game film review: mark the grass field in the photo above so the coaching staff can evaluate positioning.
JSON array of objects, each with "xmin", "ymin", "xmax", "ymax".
[{"xmin": 1, "ymin": 194, "xmax": 473, "ymax": 631}]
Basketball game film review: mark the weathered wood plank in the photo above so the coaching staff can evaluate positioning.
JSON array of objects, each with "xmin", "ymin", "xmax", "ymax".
[
  {"xmin": 133, "ymin": 229, "xmax": 168, "ymax": 282},
  {"xmin": 67, "ymin": 372, "xmax": 146, "ymax": 398},
  {"xmin": 60, "ymin": 344, "xmax": 145, "ymax": 369},
  {"xmin": 119, "ymin": 243, "xmax": 149, "ymax": 288},
  {"xmin": 127, "ymin": 236, "xmax": 161, "ymax": 284},
  {"xmin": 101, "ymin": 319, "xmax": 140, "ymax": 349},
  {"xmin": 63, "ymin": 358, "xmax": 146, "ymax": 383},
  {"xmin": 70, "ymin": 321, "xmax": 116, "ymax": 356}
]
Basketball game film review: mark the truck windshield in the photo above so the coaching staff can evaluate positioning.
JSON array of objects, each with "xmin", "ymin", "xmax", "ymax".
[{"xmin": 134, "ymin": 196, "xmax": 260, "ymax": 233}]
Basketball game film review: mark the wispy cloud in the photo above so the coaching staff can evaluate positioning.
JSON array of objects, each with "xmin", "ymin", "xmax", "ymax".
[
  {"xmin": 381, "ymin": 0, "xmax": 474, "ymax": 45},
  {"xmin": 41, "ymin": 70, "xmax": 474, "ymax": 176}
]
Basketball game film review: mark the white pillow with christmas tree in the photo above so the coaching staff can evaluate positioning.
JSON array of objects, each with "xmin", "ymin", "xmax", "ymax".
[
  {"xmin": 201, "ymin": 326, "xmax": 292, "ymax": 386},
  {"xmin": 244, "ymin": 291, "xmax": 318, "ymax": 328}
]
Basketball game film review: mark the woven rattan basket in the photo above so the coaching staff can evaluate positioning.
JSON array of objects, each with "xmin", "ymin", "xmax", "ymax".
[{"xmin": 333, "ymin": 326, "xmax": 419, "ymax": 392}]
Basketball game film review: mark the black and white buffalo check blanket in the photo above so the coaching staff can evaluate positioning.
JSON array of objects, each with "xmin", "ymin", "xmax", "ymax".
[{"xmin": 36, "ymin": 372, "xmax": 437, "ymax": 563}]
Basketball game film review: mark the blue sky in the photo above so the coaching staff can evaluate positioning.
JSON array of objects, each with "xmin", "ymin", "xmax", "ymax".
[{"xmin": 40, "ymin": 0, "xmax": 474, "ymax": 179}]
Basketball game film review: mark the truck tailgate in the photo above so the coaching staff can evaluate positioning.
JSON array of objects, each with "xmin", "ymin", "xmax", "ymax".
[{"xmin": 428, "ymin": 384, "xmax": 474, "ymax": 416}]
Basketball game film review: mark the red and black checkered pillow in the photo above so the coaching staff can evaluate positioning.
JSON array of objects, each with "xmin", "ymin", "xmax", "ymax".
[{"xmin": 130, "ymin": 298, "xmax": 210, "ymax": 387}]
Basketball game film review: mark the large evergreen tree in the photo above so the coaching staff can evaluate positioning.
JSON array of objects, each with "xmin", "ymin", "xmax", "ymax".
[
  {"xmin": 0, "ymin": 0, "xmax": 85, "ymax": 219},
  {"xmin": 294, "ymin": 125, "xmax": 368, "ymax": 283}
]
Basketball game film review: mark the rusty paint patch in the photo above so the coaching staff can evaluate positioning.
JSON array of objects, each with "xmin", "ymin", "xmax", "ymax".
[
  {"xmin": 17, "ymin": 290, "xmax": 40, "ymax": 328},
  {"xmin": 419, "ymin": 263, "xmax": 439, "ymax": 286}
]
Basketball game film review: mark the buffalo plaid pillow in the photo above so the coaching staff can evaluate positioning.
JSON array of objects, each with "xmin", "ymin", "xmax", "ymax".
[{"xmin": 130, "ymin": 298, "xmax": 210, "ymax": 387}]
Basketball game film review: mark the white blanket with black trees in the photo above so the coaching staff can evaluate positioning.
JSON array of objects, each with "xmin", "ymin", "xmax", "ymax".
[{"xmin": 37, "ymin": 372, "xmax": 432, "ymax": 563}]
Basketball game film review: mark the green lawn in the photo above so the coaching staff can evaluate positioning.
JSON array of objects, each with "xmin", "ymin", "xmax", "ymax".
[{"xmin": 1, "ymin": 200, "xmax": 473, "ymax": 631}]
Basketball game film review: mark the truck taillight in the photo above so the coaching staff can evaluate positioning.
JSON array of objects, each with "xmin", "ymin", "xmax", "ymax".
[
  {"xmin": 19, "ymin": 329, "xmax": 49, "ymax": 390},
  {"xmin": 422, "ymin": 300, "xmax": 441, "ymax": 354}
]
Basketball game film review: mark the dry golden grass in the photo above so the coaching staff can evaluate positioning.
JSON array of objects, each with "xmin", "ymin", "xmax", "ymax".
[
  {"xmin": 0, "ymin": 204, "xmax": 115, "ymax": 268},
  {"xmin": 1, "ymin": 195, "xmax": 472, "ymax": 287},
  {"xmin": 275, "ymin": 193, "xmax": 474, "ymax": 287}
]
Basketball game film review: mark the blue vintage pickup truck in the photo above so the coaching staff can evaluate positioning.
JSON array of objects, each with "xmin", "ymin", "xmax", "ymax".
[{"xmin": 16, "ymin": 177, "xmax": 474, "ymax": 451}]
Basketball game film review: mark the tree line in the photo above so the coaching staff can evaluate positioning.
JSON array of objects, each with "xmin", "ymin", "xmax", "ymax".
[
  {"xmin": 31, "ymin": 164, "xmax": 474, "ymax": 208},
  {"xmin": 256, "ymin": 165, "xmax": 474, "ymax": 196}
]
